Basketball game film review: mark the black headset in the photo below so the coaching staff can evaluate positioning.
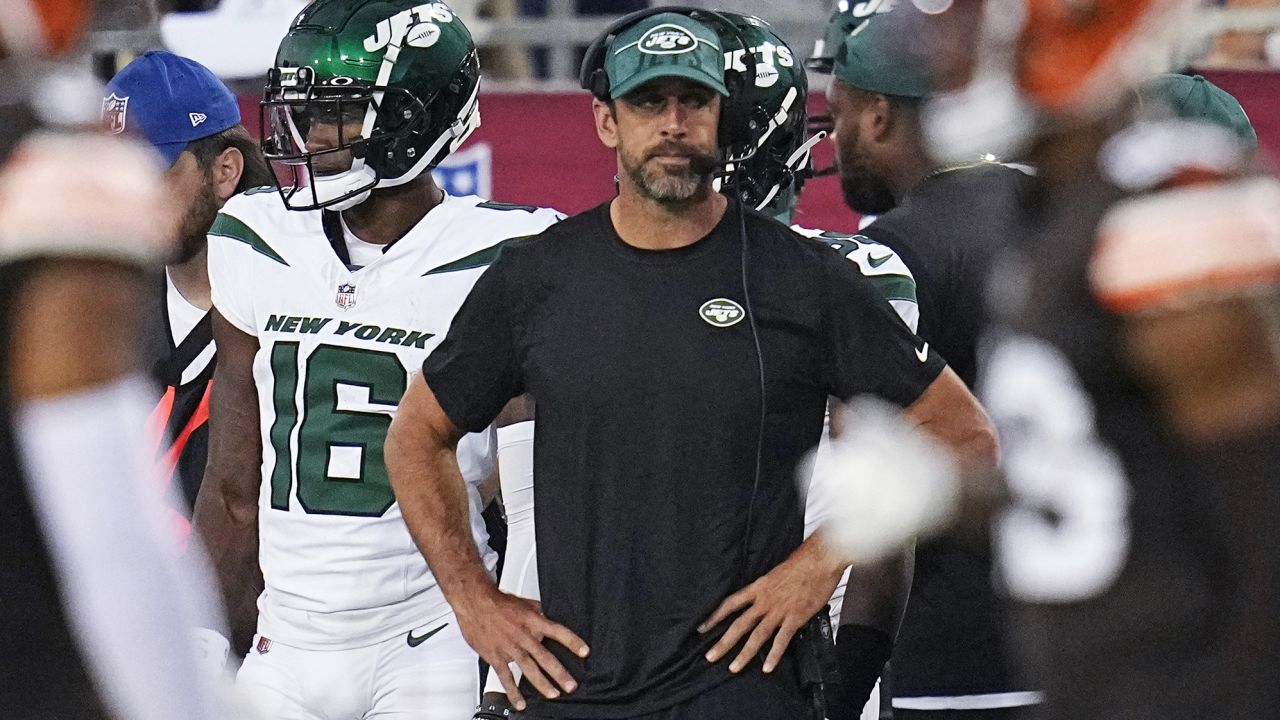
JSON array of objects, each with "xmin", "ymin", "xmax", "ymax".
[{"xmin": 578, "ymin": 6, "xmax": 762, "ymax": 153}]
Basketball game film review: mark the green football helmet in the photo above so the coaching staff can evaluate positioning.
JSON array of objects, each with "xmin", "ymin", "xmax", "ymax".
[
  {"xmin": 714, "ymin": 13, "xmax": 820, "ymax": 221},
  {"xmin": 806, "ymin": 0, "xmax": 864, "ymax": 74},
  {"xmin": 804, "ymin": 1, "xmax": 865, "ymax": 141},
  {"xmin": 261, "ymin": 0, "xmax": 481, "ymax": 211}
]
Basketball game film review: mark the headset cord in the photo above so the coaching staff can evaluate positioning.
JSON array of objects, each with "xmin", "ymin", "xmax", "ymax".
[{"xmin": 736, "ymin": 194, "xmax": 768, "ymax": 588}]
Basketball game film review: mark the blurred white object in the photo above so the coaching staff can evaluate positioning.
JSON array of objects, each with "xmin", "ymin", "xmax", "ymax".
[
  {"xmin": 1267, "ymin": 29, "xmax": 1280, "ymax": 66},
  {"xmin": 0, "ymin": 132, "xmax": 174, "ymax": 265},
  {"xmin": 19, "ymin": 378, "xmax": 229, "ymax": 720},
  {"xmin": 160, "ymin": 0, "xmax": 308, "ymax": 80},
  {"xmin": 804, "ymin": 397, "xmax": 959, "ymax": 565},
  {"xmin": 1091, "ymin": 176, "xmax": 1280, "ymax": 314},
  {"xmin": 190, "ymin": 627, "xmax": 231, "ymax": 679}
]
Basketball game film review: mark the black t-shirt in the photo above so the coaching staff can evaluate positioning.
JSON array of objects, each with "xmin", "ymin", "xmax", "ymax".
[
  {"xmin": 863, "ymin": 163, "xmax": 1032, "ymax": 388},
  {"xmin": 422, "ymin": 200, "xmax": 944, "ymax": 718},
  {"xmin": 986, "ymin": 171, "xmax": 1280, "ymax": 719},
  {"xmin": 859, "ymin": 163, "xmax": 1033, "ymax": 700}
]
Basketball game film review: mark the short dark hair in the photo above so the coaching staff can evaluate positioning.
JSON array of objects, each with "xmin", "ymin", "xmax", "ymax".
[{"xmin": 185, "ymin": 125, "xmax": 275, "ymax": 193}]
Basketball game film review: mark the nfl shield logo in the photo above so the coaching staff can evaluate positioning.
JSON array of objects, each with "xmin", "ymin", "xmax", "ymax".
[
  {"xmin": 256, "ymin": 636, "xmax": 272, "ymax": 655},
  {"xmin": 102, "ymin": 93, "xmax": 129, "ymax": 135},
  {"xmin": 336, "ymin": 283, "xmax": 357, "ymax": 310}
]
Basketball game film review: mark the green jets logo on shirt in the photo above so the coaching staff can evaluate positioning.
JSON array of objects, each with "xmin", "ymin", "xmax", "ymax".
[{"xmin": 700, "ymin": 298, "xmax": 745, "ymax": 328}]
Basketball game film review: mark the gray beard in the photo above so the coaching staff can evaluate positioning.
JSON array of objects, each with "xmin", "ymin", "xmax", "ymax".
[{"xmin": 627, "ymin": 158, "xmax": 706, "ymax": 203}]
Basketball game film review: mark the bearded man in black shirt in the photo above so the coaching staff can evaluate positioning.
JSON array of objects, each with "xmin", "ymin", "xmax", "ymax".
[
  {"xmin": 813, "ymin": 4, "xmax": 1036, "ymax": 718},
  {"xmin": 386, "ymin": 8, "xmax": 997, "ymax": 720}
]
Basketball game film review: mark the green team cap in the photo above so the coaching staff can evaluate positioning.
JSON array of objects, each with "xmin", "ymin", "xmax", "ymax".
[
  {"xmin": 828, "ymin": 4, "xmax": 932, "ymax": 98},
  {"xmin": 604, "ymin": 12, "xmax": 729, "ymax": 100},
  {"xmin": 1139, "ymin": 74, "xmax": 1258, "ymax": 153}
]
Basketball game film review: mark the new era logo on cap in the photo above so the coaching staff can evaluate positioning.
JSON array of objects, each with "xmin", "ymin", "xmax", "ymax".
[{"xmin": 190, "ymin": 112, "xmax": 208, "ymax": 127}]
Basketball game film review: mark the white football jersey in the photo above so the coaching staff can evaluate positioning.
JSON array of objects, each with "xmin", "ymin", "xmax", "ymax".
[
  {"xmin": 792, "ymin": 225, "xmax": 919, "ymax": 625},
  {"xmin": 791, "ymin": 225, "xmax": 919, "ymax": 334},
  {"xmin": 207, "ymin": 190, "xmax": 562, "ymax": 650}
]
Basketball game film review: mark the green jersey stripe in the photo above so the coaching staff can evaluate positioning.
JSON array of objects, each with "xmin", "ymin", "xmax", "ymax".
[
  {"xmin": 209, "ymin": 213, "xmax": 289, "ymax": 266},
  {"xmin": 866, "ymin": 273, "xmax": 917, "ymax": 304},
  {"xmin": 422, "ymin": 236, "xmax": 530, "ymax": 276}
]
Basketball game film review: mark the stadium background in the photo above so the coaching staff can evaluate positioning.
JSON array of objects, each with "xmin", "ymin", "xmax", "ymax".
[
  {"xmin": 227, "ymin": 69, "xmax": 1280, "ymax": 231},
  {"xmin": 143, "ymin": 0, "xmax": 1277, "ymax": 231}
]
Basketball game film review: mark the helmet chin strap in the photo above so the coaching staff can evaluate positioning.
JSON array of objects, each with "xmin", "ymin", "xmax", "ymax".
[
  {"xmin": 750, "ymin": 130, "xmax": 826, "ymax": 212},
  {"xmin": 306, "ymin": 163, "xmax": 378, "ymax": 211}
]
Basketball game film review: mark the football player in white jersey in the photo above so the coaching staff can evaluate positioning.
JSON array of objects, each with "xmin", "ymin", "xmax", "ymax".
[
  {"xmin": 191, "ymin": 1, "xmax": 562, "ymax": 718},
  {"xmin": 473, "ymin": 13, "xmax": 916, "ymax": 720}
]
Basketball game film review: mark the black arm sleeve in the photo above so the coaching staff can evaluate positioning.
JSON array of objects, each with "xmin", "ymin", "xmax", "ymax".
[
  {"xmin": 420, "ymin": 254, "xmax": 524, "ymax": 434},
  {"xmin": 822, "ymin": 250, "xmax": 946, "ymax": 405},
  {"xmin": 824, "ymin": 624, "xmax": 894, "ymax": 720}
]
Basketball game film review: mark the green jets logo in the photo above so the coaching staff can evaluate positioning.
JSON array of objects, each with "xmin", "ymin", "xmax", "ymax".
[
  {"xmin": 363, "ymin": 2, "xmax": 455, "ymax": 53},
  {"xmin": 639, "ymin": 25, "xmax": 699, "ymax": 54},
  {"xmin": 700, "ymin": 298, "xmax": 745, "ymax": 328}
]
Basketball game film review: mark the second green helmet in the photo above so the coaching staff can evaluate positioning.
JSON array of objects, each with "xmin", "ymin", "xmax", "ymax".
[{"xmin": 716, "ymin": 13, "xmax": 816, "ymax": 220}]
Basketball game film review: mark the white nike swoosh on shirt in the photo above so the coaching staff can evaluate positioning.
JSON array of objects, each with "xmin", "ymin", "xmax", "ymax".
[{"xmin": 916, "ymin": 342, "xmax": 929, "ymax": 362}]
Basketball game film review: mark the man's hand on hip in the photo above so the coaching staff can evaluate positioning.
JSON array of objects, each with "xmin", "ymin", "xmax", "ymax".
[
  {"xmin": 456, "ymin": 587, "xmax": 590, "ymax": 711},
  {"xmin": 697, "ymin": 535, "xmax": 846, "ymax": 674}
]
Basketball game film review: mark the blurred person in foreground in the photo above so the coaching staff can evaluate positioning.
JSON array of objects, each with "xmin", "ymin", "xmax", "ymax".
[
  {"xmin": 103, "ymin": 50, "xmax": 274, "ymax": 546},
  {"xmin": 813, "ymin": 3, "xmax": 1039, "ymax": 717},
  {"xmin": 814, "ymin": 1, "xmax": 1280, "ymax": 718},
  {"xmin": 0, "ymin": 3, "xmax": 230, "ymax": 718}
]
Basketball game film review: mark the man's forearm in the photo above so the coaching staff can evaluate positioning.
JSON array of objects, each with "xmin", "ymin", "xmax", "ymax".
[
  {"xmin": 191, "ymin": 402, "xmax": 263, "ymax": 656},
  {"xmin": 191, "ymin": 314, "xmax": 265, "ymax": 656},
  {"xmin": 827, "ymin": 548, "xmax": 911, "ymax": 720},
  {"xmin": 191, "ymin": 471, "xmax": 261, "ymax": 655},
  {"xmin": 906, "ymin": 368, "xmax": 1000, "ymax": 468},
  {"xmin": 387, "ymin": 417, "xmax": 496, "ymax": 613},
  {"xmin": 839, "ymin": 547, "xmax": 912, "ymax": 634}
]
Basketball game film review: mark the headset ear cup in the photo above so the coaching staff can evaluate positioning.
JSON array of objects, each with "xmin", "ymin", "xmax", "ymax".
[
  {"xmin": 589, "ymin": 69, "xmax": 610, "ymax": 102},
  {"xmin": 579, "ymin": 38, "xmax": 605, "ymax": 95}
]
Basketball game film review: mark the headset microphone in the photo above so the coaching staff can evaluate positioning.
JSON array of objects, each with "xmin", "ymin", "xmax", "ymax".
[{"xmin": 689, "ymin": 153, "xmax": 720, "ymax": 176}]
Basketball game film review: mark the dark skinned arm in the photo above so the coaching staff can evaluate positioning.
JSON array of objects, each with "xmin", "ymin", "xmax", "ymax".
[
  {"xmin": 838, "ymin": 366, "xmax": 997, "ymax": 628},
  {"xmin": 190, "ymin": 310, "xmax": 264, "ymax": 656}
]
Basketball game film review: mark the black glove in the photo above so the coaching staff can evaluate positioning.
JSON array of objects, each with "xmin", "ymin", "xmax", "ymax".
[{"xmin": 474, "ymin": 691, "xmax": 515, "ymax": 720}]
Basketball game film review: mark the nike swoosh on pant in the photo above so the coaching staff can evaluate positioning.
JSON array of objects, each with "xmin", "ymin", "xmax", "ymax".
[{"xmin": 406, "ymin": 622, "xmax": 449, "ymax": 648}]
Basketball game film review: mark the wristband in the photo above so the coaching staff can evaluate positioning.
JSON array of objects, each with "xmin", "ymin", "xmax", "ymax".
[{"xmin": 474, "ymin": 691, "xmax": 514, "ymax": 720}]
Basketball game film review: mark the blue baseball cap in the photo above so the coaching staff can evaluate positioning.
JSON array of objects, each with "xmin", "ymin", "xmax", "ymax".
[{"xmin": 103, "ymin": 50, "xmax": 241, "ymax": 166}]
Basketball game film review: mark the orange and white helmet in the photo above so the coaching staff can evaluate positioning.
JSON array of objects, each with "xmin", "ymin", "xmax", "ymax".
[
  {"xmin": 919, "ymin": 0, "xmax": 1204, "ymax": 162},
  {"xmin": 0, "ymin": 0, "xmax": 95, "ymax": 58}
]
